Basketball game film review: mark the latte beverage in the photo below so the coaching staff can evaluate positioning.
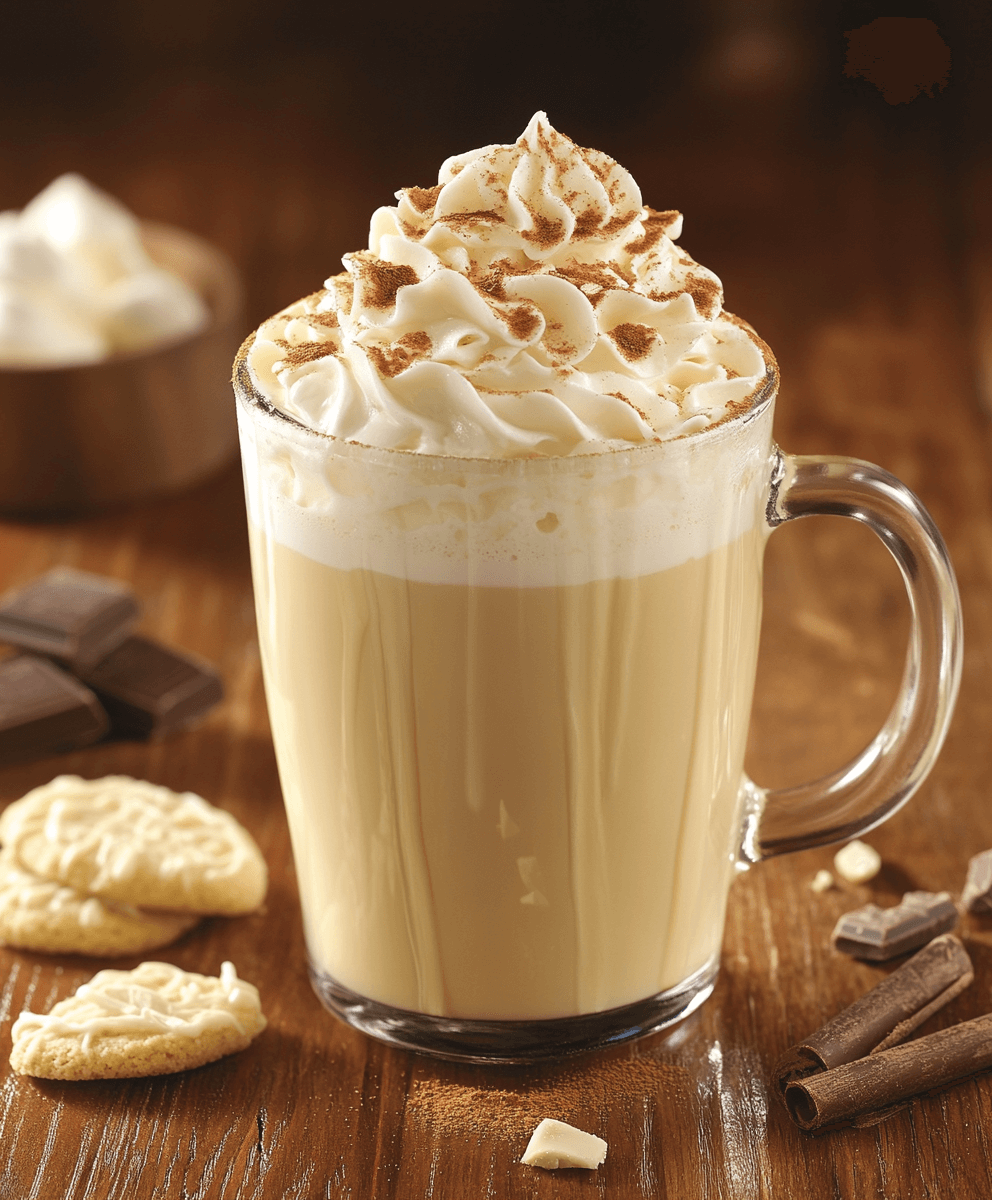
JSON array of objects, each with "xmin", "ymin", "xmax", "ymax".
[
  {"xmin": 236, "ymin": 110, "xmax": 783, "ymax": 1040},
  {"xmin": 249, "ymin": 519, "xmax": 765, "ymax": 1018}
]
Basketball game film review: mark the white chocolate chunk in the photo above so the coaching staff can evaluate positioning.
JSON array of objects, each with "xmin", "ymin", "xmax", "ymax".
[
  {"xmin": 520, "ymin": 1118, "xmax": 607, "ymax": 1170},
  {"xmin": 810, "ymin": 869, "xmax": 835, "ymax": 894},
  {"xmin": 833, "ymin": 840, "xmax": 882, "ymax": 884}
]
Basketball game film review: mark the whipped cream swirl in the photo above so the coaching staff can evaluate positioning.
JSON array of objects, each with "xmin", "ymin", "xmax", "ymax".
[{"xmin": 249, "ymin": 113, "xmax": 767, "ymax": 457}]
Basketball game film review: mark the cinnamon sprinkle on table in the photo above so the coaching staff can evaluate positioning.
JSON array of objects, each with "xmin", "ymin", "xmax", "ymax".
[{"xmin": 406, "ymin": 1057, "xmax": 690, "ymax": 1140}]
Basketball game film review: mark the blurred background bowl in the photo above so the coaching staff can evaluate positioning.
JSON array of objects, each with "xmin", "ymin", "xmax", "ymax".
[{"xmin": 0, "ymin": 221, "xmax": 243, "ymax": 517}]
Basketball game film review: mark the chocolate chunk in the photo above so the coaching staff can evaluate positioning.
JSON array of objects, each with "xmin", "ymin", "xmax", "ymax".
[
  {"xmin": 962, "ymin": 849, "xmax": 992, "ymax": 914},
  {"xmin": 0, "ymin": 569, "xmax": 140, "ymax": 671},
  {"xmin": 785, "ymin": 1010, "xmax": 992, "ymax": 1132},
  {"xmin": 832, "ymin": 891, "xmax": 958, "ymax": 961},
  {"xmin": 79, "ymin": 635, "xmax": 223, "ymax": 738},
  {"xmin": 0, "ymin": 655, "xmax": 109, "ymax": 764},
  {"xmin": 774, "ymin": 934, "xmax": 974, "ymax": 1099}
]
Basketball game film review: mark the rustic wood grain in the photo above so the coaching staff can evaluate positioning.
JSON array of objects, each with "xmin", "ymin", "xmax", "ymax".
[{"xmin": 1, "ymin": 92, "xmax": 991, "ymax": 1199}]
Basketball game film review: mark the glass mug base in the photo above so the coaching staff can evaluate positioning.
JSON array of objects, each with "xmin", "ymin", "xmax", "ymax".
[{"xmin": 307, "ymin": 956, "xmax": 719, "ymax": 1063}]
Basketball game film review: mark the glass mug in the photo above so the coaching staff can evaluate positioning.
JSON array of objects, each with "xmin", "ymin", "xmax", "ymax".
[{"xmin": 234, "ymin": 339, "xmax": 961, "ymax": 1062}]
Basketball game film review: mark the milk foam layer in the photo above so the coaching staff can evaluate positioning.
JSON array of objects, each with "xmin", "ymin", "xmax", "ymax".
[
  {"xmin": 0, "ymin": 174, "xmax": 208, "ymax": 367},
  {"xmin": 247, "ymin": 112, "xmax": 766, "ymax": 458},
  {"xmin": 238, "ymin": 381, "xmax": 773, "ymax": 586}
]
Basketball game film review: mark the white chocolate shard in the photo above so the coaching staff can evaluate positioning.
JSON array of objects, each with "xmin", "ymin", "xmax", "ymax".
[
  {"xmin": 834, "ymin": 840, "xmax": 882, "ymax": 885},
  {"xmin": 810, "ymin": 869, "xmax": 835, "ymax": 893},
  {"xmin": 520, "ymin": 1118, "xmax": 607, "ymax": 1170}
]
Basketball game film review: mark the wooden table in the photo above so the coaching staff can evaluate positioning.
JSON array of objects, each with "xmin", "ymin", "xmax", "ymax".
[{"xmin": 2, "ymin": 96, "xmax": 992, "ymax": 1198}]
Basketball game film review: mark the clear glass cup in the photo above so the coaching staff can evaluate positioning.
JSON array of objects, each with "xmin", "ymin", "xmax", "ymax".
[{"xmin": 234, "ymin": 335, "xmax": 962, "ymax": 1063}]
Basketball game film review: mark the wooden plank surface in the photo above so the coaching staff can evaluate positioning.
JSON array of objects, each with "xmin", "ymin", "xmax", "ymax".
[{"xmin": 2, "ymin": 94, "xmax": 992, "ymax": 1198}]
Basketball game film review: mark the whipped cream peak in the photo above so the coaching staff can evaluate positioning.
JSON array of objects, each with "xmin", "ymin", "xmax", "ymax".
[
  {"xmin": 248, "ymin": 114, "xmax": 768, "ymax": 457},
  {"xmin": 392, "ymin": 111, "xmax": 645, "ymax": 266}
]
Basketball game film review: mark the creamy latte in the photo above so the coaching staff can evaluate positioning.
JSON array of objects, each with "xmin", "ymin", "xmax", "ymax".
[
  {"xmin": 249, "ymin": 518, "xmax": 764, "ymax": 1018},
  {"xmin": 236, "ymin": 111, "xmax": 777, "ymax": 1035}
]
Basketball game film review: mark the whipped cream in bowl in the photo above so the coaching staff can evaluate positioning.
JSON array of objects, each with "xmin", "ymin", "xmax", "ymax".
[
  {"xmin": 247, "ymin": 112, "xmax": 770, "ymax": 460},
  {"xmin": 0, "ymin": 176, "xmax": 244, "ymax": 514},
  {"xmin": 0, "ymin": 174, "xmax": 208, "ymax": 369}
]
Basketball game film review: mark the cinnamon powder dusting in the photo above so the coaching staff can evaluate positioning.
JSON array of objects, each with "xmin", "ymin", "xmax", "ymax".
[
  {"xmin": 406, "ymin": 1057, "xmax": 691, "ymax": 1140},
  {"xmin": 684, "ymin": 274, "xmax": 721, "ymax": 319},
  {"xmin": 521, "ymin": 209, "xmax": 565, "ymax": 249},
  {"xmin": 624, "ymin": 209, "xmax": 680, "ymax": 255},
  {"xmin": 609, "ymin": 323, "xmax": 657, "ymax": 361},
  {"xmin": 437, "ymin": 210, "xmax": 501, "ymax": 230},
  {"xmin": 572, "ymin": 208, "xmax": 604, "ymax": 238},
  {"xmin": 475, "ymin": 269, "xmax": 507, "ymax": 301},
  {"xmin": 505, "ymin": 305, "xmax": 540, "ymax": 341},
  {"xmin": 596, "ymin": 210, "xmax": 640, "ymax": 239},
  {"xmin": 359, "ymin": 260, "xmax": 420, "ymax": 309},
  {"xmin": 366, "ymin": 330, "xmax": 432, "ymax": 378},
  {"xmin": 276, "ymin": 339, "xmax": 338, "ymax": 369},
  {"xmin": 578, "ymin": 146, "xmax": 612, "ymax": 185},
  {"xmin": 552, "ymin": 262, "xmax": 625, "ymax": 301},
  {"xmin": 648, "ymin": 273, "xmax": 721, "ymax": 318},
  {"xmin": 306, "ymin": 310, "xmax": 339, "ymax": 329},
  {"xmin": 404, "ymin": 184, "xmax": 443, "ymax": 214}
]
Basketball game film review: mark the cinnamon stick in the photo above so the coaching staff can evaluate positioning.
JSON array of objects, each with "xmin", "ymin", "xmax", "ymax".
[
  {"xmin": 785, "ymin": 1011, "xmax": 992, "ymax": 1131},
  {"xmin": 774, "ymin": 934, "xmax": 973, "ymax": 1098}
]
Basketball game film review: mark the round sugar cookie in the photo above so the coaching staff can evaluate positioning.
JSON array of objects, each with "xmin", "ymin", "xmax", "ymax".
[
  {"xmin": 0, "ymin": 847, "xmax": 199, "ymax": 957},
  {"xmin": 9, "ymin": 960, "xmax": 266, "ymax": 1080},
  {"xmin": 0, "ymin": 775, "xmax": 267, "ymax": 915}
]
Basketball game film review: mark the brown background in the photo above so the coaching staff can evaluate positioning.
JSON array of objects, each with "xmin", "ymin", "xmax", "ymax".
[{"xmin": 1, "ymin": 1, "xmax": 992, "ymax": 1196}]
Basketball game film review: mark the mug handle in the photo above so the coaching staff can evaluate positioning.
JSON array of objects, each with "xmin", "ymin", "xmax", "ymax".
[{"xmin": 738, "ymin": 450, "xmax": 963, "ymax": 863}]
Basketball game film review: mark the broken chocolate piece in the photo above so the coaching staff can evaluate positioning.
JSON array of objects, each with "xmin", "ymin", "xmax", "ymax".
[
  {"xmin": 962, "ymin": 850, "xmax": 992, "ymax": 914},
  {"xmin": 0, "ymin": 655, "xmax": 109, "ymax": 764},
  {"xmin": 785, "ymin": 1010, "xmax": 992, "ymax": 1132},
  {"xmin": 79, "ymin": 635, "xmax": 222, "ymax": 738},
  {"xmin": 832, "ymin": 891, "xmax": 958, "ymax": 961},
  {"xmin": 774, "ymin": 934, "xmax": 974, "ymax": 1098},
  {"xmin": 0, "ymin": 568, "xmax": 140, "ymax": 671}
]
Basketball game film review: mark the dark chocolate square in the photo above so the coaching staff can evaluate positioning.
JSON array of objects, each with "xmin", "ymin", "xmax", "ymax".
[
  {"xmin": 0, "ymin": 654, "xmax": 109, "ymax": 764},
  {"xmin": 832, "ymin": 891, "xmax": 959, "ymax": 961},
  {"xmin": 0, "ymin": 568, "xmax": 140, "ymax": 670},
  {"xmin": 80, "ymin": 635, "xmax": 223, "ymax": 738}
]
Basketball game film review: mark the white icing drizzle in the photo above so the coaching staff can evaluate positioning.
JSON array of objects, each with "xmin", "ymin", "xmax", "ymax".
[
  {"xmin": 0, "ymin": 847, "xmax": 135, "ymax": 921},
  {"xmin": 10, "ymin": 961, "xmax": 264, "ymax": 1051},
  {"xmin": 1, "ymin": 775, "xmax": 265, "ymax": 904}
]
